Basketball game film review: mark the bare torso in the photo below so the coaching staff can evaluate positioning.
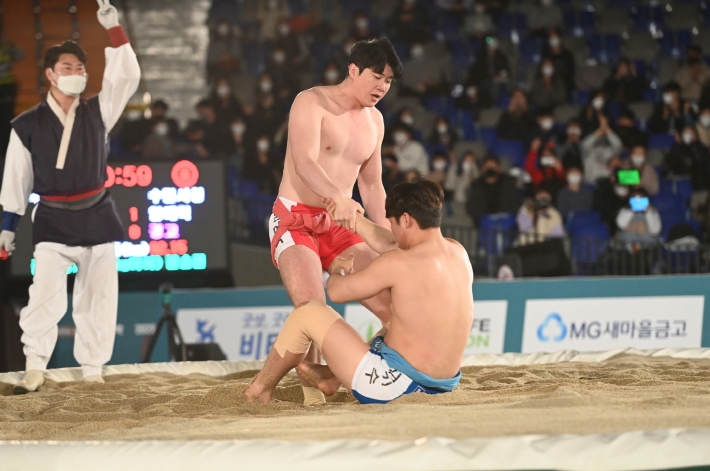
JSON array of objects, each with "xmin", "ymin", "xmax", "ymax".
[
  {"xmin": 279, "ymin": 86, "xmax": 379, "ymax": 207},
  {"xmin": 384, "ymin": 238, "xmax": 474, "ymax": 379}
]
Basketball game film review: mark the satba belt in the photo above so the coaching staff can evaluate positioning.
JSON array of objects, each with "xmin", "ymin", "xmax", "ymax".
[{"xmin": 40, "ymin": 187, "xmax": 106, "ymax": 211}]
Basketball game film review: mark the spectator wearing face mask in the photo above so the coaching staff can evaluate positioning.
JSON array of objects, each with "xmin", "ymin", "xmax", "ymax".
[
  {"xmin": 320, "ymin": 61, "xmax": 342, "ymax": 86},
  {"xmin": 195, "ymin": 99, "xmax": 231, "ymax": 158},
  {"xmin": 382, "ymin": 153, "xmax": 405, "ymax": 193},
  {"xmin": 557, "ymin": 166, "xmax": 593, "ymax": 216},
  {"xmin": 428, "ymin": 151, "xmax": 449, "ymax": 186},
  {"xmin": 350, "ymin": 11, "xmax": 378, "ymax": 40},
  {"xmin": 463, "ymin": 2, "xmax": 495, "ymax": 39},
  {"xmin": 542, "ymin": 28, "xmax": 575, "ymax": 96},
  {"xmin": 250, "ymin": 89, "xmax": 287, "ymax": 140},
  {"xmin": 581, "ymin": 113, "xmax": 623, "ymax": 183},
  {"xmin": 209, "ymin": 77, "xmax": 244, "ymax": 127},
  {"xmin": 391, "ymin": 0, "xmax": 431, "ymax": 44},
  {"xmin": 525, "ymin": 141, "xmax": 566, "ymax": 203},
  {"xmin": 149, "ymin": 100, "xmax": 180, "ymax": 140},
  {"xmin": 603, "ymin": 58, "xmax": 645, "ymax": 106},
  {"xmin": 207, "ymin": 20, "xmax": 243, "ymax": 82},
  {"xmin": 614, "ymin": 109, "xmax": 647, "ymax": 152},
  {"xmin": 615, "ymin": 188, "xmax": 662, "ymax": 245},
  {"xmin": 400, "ymin": 41, "xmax": 451, "ymax": 97},
  {"xmin": 243, "ymin": 135, "xmax": 282, "ymax": 195},
  {"xmin": 526, "ymin": 0, "xmax": 564, "ymax": 37},
  {"xmin": 454, "ymin": 83, "xmax": 493, "ymax": 112},
  {"xmin": 557, "ymin": 119, "xmax": 583, "ymax": 171},
  {"xmin": 532, "ymin": 108, "xmax": 559, "ymax": 152},
  {"xmin": 696, "ymin": 107, "xmax": 710, "ymax": 147},
  {"xmin": 179, "ymin": 120, "xmax": 210, "ymax": 159},
  {"xmin": 530, "ymin": 57, "xmax": 567, "ymax": 110},
  {"xmin": 142, "ymin": 118, "xmax": 176, "ymax": 160},
  {"xmin": 628, "ymin": 145, "xmax": 659, "ymax": 195},
  {"xmin": 593, "ymin": 156, "xmax": 628, "ymax": 234},
  {"xmin": 517, "ymin": 188, "xmax": 565, "ymax": 245},
  {"xmin": 674, "ymin": 45, "xmax": 710, "ymax": 104},
  {"xmin": 579, "ymin": 90, "xmax": 613, "ymax": 137},
  {"xmin": 270, "ymin": 19, "xmax": 309, "ymax": 71},
  {"xmin": 265, "ymin": 49, "xmax": 300, "ymax": 100},
  {"xmin": 227, "ymin": 116, "xmax": 249, "ymax": 170},
  {"xmin": 428, "ymin": 117, "xmax": 459, "ymax": 151},
  {"xmin": 649, "ymin": 82, "xmax": 692, "ymax": 135},
  {"xmin": 445, "ymin": 150, "xmax": 479, "ymax": 203},
  {"xmin": 391, "ymin": 124, "xmax": 429, "ymax": 175},
  {"xmin": 468, "ymin": 36, "xmax": 510, "ymax": 100},
  {"xmin": 256, "ymin": 0, "xmax": 290, "ymax": 42},
  {"xmin": 466, "ymin": 155, "xmax": 522, "ymax": 226},
  {"xmin": 496, "ymin": 89, "xmax": 538, "ymax": 148},
  {"xmin": 385, "ymin": 107, "xmax": 421, "ymax": 145},
  {"xmin": 664, "ymin": 125, "xmax": 710, "ymax": 195}
]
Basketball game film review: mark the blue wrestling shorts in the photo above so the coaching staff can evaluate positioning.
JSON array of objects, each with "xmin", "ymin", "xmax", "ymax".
[{"xmin": 350, "ymin": 336, "xmax": 462, "ymax": 405}]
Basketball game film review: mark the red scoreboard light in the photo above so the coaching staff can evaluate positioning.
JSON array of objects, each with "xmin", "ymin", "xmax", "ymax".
[{"xmin": 171, "ymin": 160, "xmax": 200, "ymax": 188}]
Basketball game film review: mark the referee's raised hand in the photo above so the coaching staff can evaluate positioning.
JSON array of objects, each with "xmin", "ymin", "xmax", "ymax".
[{"xmin": 96, "ymin": 0, "xmax": 119, "ymax": 30}]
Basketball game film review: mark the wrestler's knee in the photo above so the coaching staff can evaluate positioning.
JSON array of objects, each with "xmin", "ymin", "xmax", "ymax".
[{"xmin": 273, "ymin": 301, "xmax": 341, "ymax": 357}]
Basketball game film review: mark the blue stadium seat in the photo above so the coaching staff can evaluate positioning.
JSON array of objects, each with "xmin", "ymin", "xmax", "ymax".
[
  {"xmin": 659, "ymin": 177, "xmax": 693, "ymax": 204},
  {"xmin": 494, "ymin": 139, "xmax": 525, "ymax": 167},
  {"xmin": 438, "ymin": 13, "xmax": 461, "ymax": 41},
  {"xmin": 634, "ymin": 6, "xmax": 664, "ymax": 32},
  {"xmin": 651, "ymin": 194, "xmax": 686, "ymax": 212},
  {"xmin": 520, "ymin": 38, "xmax": 542, "ymax": 66},
  {"xmin": 566, "ymin": 210, "xmax": 602, "ymax": 232},
  {"xmin": 570, "ymin": 223, "xmax": 610, "ymax": 274},
  {"xmin": 478, "ymin": 213, "xmax": 517, "ymax": 255},
  {"xmin": 648, "ymin": 134, "xmax": 676, "ymax": 149},
  {"xmin": 461, "ymin": 111, "xmax": 477, "ymax": 140},
  {"xmin": 609, "ymin": 0, "xmax": 636, "ymax": 8},
  {"xmin": 497, "ymin": 94, "xmax": 510, "ymax": 109},
  {"xmin": 237, "ymin": 179, "xmax": 261, "ymax": 199},
  {"xmin": 478, "ymin": 127, "xmax": 498, "ymax": 149},
  {"xmin": 643, "ymin": 88, "xmax": 658, "ymax": 102},
  {"xmin": 571, "ymin": 90, "xmax": 589, "ymax": 106}
]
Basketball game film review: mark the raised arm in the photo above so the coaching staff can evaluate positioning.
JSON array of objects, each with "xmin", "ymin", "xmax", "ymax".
[
  {"xmin": 289, "ymin": 90, "xmax": 362, "ymax": 231},
  {"xmin": 96, "ymin": 0, "xmax": 141, "ymax": 133},
  {"xmin": 326, "ymin": 250, "xmax": 399, "ymax": 304},
  {"xmin": 357, "ymin": 109, "xmax": 389, "ymax": 228}
]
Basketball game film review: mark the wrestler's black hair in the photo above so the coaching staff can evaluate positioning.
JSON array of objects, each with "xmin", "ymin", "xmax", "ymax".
[
  {"xmin": 348, "ymin": 38, "xmax": 403, "ymax": 81},
  {"xmin": 44, "ymin": 40, "xmax": 87, "ymax": 70},
  {"xmin": 385, "ymin": 179, "xmax": 444, "ymax": 230}
]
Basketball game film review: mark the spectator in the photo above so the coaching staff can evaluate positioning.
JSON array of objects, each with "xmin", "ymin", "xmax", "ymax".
[
  {"xmin": 195, "ymin": 99, "xmax": 231, "ymax": 158},
  {"xmin": 142, "ymin": 118, "xmax": 176, "ymax": 160},
  {"xmin": 382, "ymin": 153, "xmax": 405, "ymax": 193},
  {"xmin": 399, "ymin": 40, "xmax": 450, "ymax": 97},
  {"xmin": 674, "ymin": 45, "xmax": 710, "ymax": 103},
  {"xmin": 436, "ymin": 0, "xmax": 474, "ymax": 12},
  {"xmin": 428, "ymin": 116, "xmax": 459, "ymax": 151},
  {"xmin": 532, "ymin": 108, "xmax": 559, "ymax": 151},
  {"xmin": 209, "ymin": 78, "xmax": 244, "ymax": 126},
  {"xmin": 428, "ymin": 151, "xmax": 449, "ymax": 186},
  {"xmin": 392, "ymin": 124, "xmax": 429, "ymax": 175},
  {"xmin": 557, "ymin": 166, "xmax": 593, "ymax": 216},
  {"xmin": 225, "ymin": 58, "xmax": 257, "ymax": 111},
  {"xmin": 320, "ymin": 61, "xmax": 343, "ymax": 86},
  {"xmin": 350, "ymin": 11, "xmax": 378, "ymax": 40},
  {"xmin": 614, "ymin": 108, "xmax": 647, "ymax": 151},
  {"xmin": 648, "ymin": 82, "xmax": 692, "ymax": 135},
  {"xmin": 332, "ymin": 36, "xmax": 357, "ymax": 75},
  {"xmin": 256, "ymin": 0, "xmax": 290, "ymax": 42},
  {"xmin": 530, "ymin": 57, "xmax": 567, "ymax": 110},
  {"xmin": 445, "ymin": 150, "xmax": 479, "ymax": 203},
  {"xmin": 454, "ymin": 83, "xmax": 493, "ymax": 111},
  {"xmin": 581, "ymin": 113, "xmax": 623, "ymax": 183},
  {"xmin": 603, "ymin": 58, "xmax": 645, "ymax": 105},
  {"xmin": 227, "ymin": 116, "xmax": 249, "ymax": 170},
  {"xmin": 517, "ymin": 188, "xmax": 565, "ymax": 245},
  {"xmin": 150, "ymin": 100, "xmax": 180, "ymax": 140},
  {"xmin": 615, "ymin": 188, "xmax": 662, "ymax": 245},
  {"xmin": 579, "ymin": 89, "xmax": 613, "ymax": 137},
  {"xmin": 496, "ymin": 89, "xmax": 538, "ymax": 147},
  {"xmin": 243, "ymin": 135, "xmax": 282, "ymax": 195},
  {"xmin": 542, "ymin": 28, "xmax": 575, "ymax": 96},
  {"xmin": 556, "ymin": 119, "xmax": 583, "ymax": 171},
  {"xmin": 525, "ymin": 141, "xmax": 566, "ymax": 202},
  {"xmin": 593, "ymin": 156, "xmax": 628, "ymax": 234},
  {"xmin": 385, "ymin": 107, "xmax": 421, "ymax": 144},
  {"xmin": 250, "ymin": 89, "xmax": 287, "ymax": 139},
  {"xmin": 0, "ymin": 37, "xmax": 23, "ymax": 155},
  {"xmin": 628, "ymin": 145, "xmax": 659, "ymax": 196},
  {"xmin": 466, "ymin": 155, "xmax": 522, "ymax": 226},
  {"xmin": 526, "ymin": 0, "xmax": 563, "ymax": 37},
  {"xmin": 207, "ymin": 20, "xmax": 242, "ymax": 83},
  {"xmin": 664, "ymin": 125, "xmax": 710, "ymax": 196},
  {"xmin": 271, "ymin": 19, "xmax": 309, "ymax": 72},
  {"xmin": 265, "ymin": 48, "xmax": 301, "ymax": 99},
  {"xmin": 119, "ymin": 100, "xmax": 178, "ymax": 154},
  {"xmin": 463, "ymin": 2, "xmax": 495, "ymax": 39},
  {"xmin": 696, "ymin": 106, "xmax": 710, "ymax": 147},
  {"xmin": 180, "ymin": 120, "xmax": 210, "ymax": 159},
  {"xmin": 391, "ymin": 0, "xmax": 431, "ymax": 44},
  {"xmin": 467, "ymin": 35, "xmax": 510, "ymax": 100}
]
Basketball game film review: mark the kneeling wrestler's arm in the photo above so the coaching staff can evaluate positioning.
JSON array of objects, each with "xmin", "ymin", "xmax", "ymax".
[
  {"xmin": 327, "ymin": 252, "xmax": 396, "ymax": 304},
  {"xmin": 354, "ymin": 213, "xmax": 398, "ymax": 254}
]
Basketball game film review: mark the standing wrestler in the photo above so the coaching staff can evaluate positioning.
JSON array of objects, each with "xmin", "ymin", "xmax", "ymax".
[
  {"xmin": 269, "ymin": 38, "xmax": 402, "ymax": 404},
  {"xmin": 0, "ymin": 0, "xmax": 140, "ymax": 393}
]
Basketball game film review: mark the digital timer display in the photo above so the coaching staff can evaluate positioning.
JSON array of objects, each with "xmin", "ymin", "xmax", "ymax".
[{"xmin": 9, "ymin": 160, "xmax": 228, "ymax": 278}]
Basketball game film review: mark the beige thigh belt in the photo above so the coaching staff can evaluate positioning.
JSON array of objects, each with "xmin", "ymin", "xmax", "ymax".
[{"xmin": 273, "ymin": 301, "xmax": 341, "ymax": 357}]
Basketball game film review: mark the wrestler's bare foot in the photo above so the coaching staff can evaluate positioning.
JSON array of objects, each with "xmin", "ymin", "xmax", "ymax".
[
  {"xmin": 296, "ymin": 361, "xmax": 342, "ymax": 396},
  {"xmin": 242, "ymin": 377, "xmax": 273, "ymax": 404}
]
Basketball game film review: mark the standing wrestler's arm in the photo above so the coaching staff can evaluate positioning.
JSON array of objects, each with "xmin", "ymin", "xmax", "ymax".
[
  {"xmin": 357, "ymin": 109, "xmax": 389, "ymax": 229},
  {"xmin": 327, "ymin": 250, "xmax": 398, "ymax": 303},
  {"xmin": 0, "ymin": 131, "xmax": 34, "ymax": 255},
  {"xmin": 289, "ymin": 91, "xmax": 362, "ymax": 231},
  {"xmin": 96, "ymin": 0, "xmax": 141, "ymax": 132}
]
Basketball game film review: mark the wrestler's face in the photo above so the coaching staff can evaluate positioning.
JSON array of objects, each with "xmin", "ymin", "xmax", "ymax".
[{"xmin": 349, "ymin": 63, "xmax": 394, "ymax": 107}]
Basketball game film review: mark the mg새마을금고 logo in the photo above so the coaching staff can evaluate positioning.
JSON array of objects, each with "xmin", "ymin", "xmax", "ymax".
[{"xmin": 537, "ymin": 313, "xmax": 567, "ymax": 342}]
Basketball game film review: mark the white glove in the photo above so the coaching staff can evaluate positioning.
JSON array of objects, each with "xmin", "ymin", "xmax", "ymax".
[
  {"xmin": 0, "ymin": 230, "xmax": 16, "ymax": 255},
  {"xmin": 96, "ymin": 0, "xmax": 119, "ymax": 29}
]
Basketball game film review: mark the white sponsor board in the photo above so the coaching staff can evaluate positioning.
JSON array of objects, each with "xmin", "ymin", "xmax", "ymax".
[
  {"xmin": 522, "ymin": 296, "xmax": 704, "ymax": 353},
  {"xmin": 177, "ymin": 306, "xmax": 292, "ymax": 361},
  {"xmin": 344, "ymin": 301, "xmax": 508, "ymax": 355}
]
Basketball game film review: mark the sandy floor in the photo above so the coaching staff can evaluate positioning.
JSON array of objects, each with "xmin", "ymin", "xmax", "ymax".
[{"xmin": 1, "ymin": 354, "xmax": 710, "ymax": 441}]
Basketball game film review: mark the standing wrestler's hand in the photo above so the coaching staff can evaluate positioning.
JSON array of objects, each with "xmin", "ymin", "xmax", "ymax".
[
  {"xmin": 331, "ymin": 195, "xmax": 363, "ymax": 233},
  {"xmin": 96, "ymin": 0, "xmax": 119, "ymax": 29},
  {"xmin": 329, "ymin": 254, "xmax": 355, "ymax": 276}
]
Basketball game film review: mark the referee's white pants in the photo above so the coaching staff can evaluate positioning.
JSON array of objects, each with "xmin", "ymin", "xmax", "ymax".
[{"xmin": 20, "ymin": 242, "xmax": 118, "ymax": 377}]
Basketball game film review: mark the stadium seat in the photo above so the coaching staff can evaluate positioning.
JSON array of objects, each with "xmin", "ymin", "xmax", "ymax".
[
  {"xmin": 566, "ymin": 211, "xmax": 602, "ymax": 233},
  {"xmin": 478, "ymin": 213, "xmax": 517, "ymax": 255},
  {"xmin": 648, "ymin": 134, "xmax": 676, "ymax": 150},
  {"xmin": 460, "ymin": 111, "xmax": 477, "ymax": 141},
  {"xmin": 494, "ymin": 140, "xmax": 525, "ymax": 168},
  {"xmin": 237, "ymin": 179, "xmax": 261, "ymax": 199},
  {"xmin": 570, "ymin": 223, "xmax": 610, "ymax": 275},
  {"xmin": 651, "ymin": 194, "xmax": 686, "ymax": 213},
  {"xmin": 478, "ymin": 127, "xmax": 498, "ymax": 149},
  {"xmin": 659, "ymin": 177, "xmax": 693, "ymax": 204}
]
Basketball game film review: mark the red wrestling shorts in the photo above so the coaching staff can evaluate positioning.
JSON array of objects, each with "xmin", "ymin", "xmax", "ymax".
[{"xmin": 269, "ymin": 197, "xmax": 364, "ymax": 271}]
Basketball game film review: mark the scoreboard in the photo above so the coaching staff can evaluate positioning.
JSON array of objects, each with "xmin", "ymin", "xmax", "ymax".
[{"xmin": 9, "ymin": 159, "xmax": 228, "ymax": 278}]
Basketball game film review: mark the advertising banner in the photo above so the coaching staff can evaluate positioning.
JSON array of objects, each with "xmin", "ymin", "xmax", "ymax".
[{"xmin": 522, "ymin": 296, "xmax": 704, "ymax": 353}]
